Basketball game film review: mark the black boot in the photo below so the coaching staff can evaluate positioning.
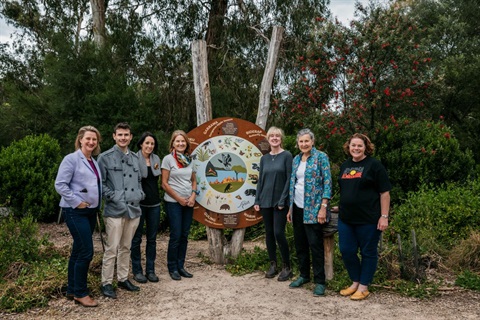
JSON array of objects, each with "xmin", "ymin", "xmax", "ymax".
[
  {"xmin": 277, "ymin": 263, "xmax": 293, "ymax": 281},
  {"xmin": 265, "ymin": 261, "xmax": 278, "ymax": 278}
]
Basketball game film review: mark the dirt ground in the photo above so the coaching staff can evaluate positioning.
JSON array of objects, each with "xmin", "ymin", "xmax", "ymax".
[{"xmin": 3, "ymin": 223, "xmax": 480, "ymax": 320}]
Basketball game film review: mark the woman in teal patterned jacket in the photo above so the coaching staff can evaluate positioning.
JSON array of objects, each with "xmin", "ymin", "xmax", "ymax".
[{"xmin": 287, "ymin": 128, "xmax": 332, "ymax": 296}]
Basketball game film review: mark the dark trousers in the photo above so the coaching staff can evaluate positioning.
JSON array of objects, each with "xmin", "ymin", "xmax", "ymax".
[
  {"xmin": 292, "ymin": 203, "xmax": 325, "ymax": 284},
  {"xmin": 338, "ymin": 219, "xmax": 381, "ymax": 286},
  {"xmin": 165, "ymin": 201, "xmax": 193, "ymax": 273},
  {"xmin": 261, "ymin": 206, "xmax": 290, "ymax": 265},
  {"xmin": 131, "ymin": 205, "xmax": 161, "ymax": 274},
  {"xmin": 63, "ymin": 207, "xmax": 96, "ymax": 298}
]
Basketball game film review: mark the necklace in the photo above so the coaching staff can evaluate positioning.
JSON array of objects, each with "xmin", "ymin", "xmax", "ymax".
[{"xmin": 271, "ymin": 149, "xmax": 283, "ymax": 161}]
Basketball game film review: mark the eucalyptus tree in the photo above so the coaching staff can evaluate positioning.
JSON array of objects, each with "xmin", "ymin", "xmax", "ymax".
[{"xmin": 1, "ymin": 0, "xmax": 331, "ymax": 151}]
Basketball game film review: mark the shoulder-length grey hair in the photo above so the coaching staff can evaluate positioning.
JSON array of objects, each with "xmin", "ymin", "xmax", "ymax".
[{"xmin": 296, "ymin": 128, "xmax": 315, "ymax": 144}]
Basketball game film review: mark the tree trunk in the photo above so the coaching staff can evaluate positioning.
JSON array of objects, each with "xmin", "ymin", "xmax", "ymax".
[
  {"xmin": 192, "ymin": 40, "xmax": 213, "ymax": 125},
  {"xmin": 206, "ymin": 227, "xmax": 227, "ymax": 264},
  {"xmin": 90, "ymin": 0, "xmax": 106, "ymax": 48},
  {"xmin": 324, "ymin": 235, "xmax": 334, "ymax": 280},
  {"xmin": 205, "ymin": 0, "xmax": 228, "ymax": 61},
  {"xmin": 256, "ymin": 26, "xmax": 284, "ymax": 129}
]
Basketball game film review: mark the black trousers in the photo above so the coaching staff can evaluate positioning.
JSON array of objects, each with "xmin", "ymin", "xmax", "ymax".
[
  {"xmin": 261, "ymin": 206, "xmax": 290, "ymax": 265},
  {"xmin": 292, "ymin": 203, "xmax": 325, "ymax": 284}
]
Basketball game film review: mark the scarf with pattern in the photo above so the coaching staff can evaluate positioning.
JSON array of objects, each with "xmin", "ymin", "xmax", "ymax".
[{"xmin": 172, "ymin": 150, "xmax": 191, "ymax": 168}]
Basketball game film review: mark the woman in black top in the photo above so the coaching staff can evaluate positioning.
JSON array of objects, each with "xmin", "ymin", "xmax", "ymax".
[
  {"xmin": 131, "ymin": 132, "xmax": 162, "ymax": 283},
  {"xmin": 338, "ymin": 133, "xmax": 391, "ymax": 300},
  {"xmin": 254, "ymin": 126, "xmax": 293, "ymax": 281}
]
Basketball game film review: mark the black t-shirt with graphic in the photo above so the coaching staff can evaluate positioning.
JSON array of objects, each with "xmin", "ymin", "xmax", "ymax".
[{"xmin": 338, "ymin": 156, "xmax": 391, "ymax": 224}]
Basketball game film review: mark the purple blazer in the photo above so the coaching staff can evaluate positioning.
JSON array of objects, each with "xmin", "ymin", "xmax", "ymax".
[{"xmin": 55, "ymin": 149, "xmax": 102, "ymax": 209}]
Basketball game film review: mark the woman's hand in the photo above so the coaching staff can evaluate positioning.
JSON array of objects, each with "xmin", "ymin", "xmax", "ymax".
[
  {"xmin": 77, "ymin": 201, "xmax": 90, "ymax": 209},
  {"xmin": 186, "ymin": 194, "xmax": 196, "ymax": 207},
  {"xmin": 317, "ymin": 207, "xmax": 327, "ymax": 224},
  {"xmin": 287, "ymin": 210, "xmax": 292, "ymax": 223},
  {"xmin": 253, "ymin": 205, "xmax": 260, "ymax": 211}
]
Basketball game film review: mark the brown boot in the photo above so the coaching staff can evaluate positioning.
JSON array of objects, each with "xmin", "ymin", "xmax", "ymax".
[
  {"xmin": 74, "ymin": 296, "xmax": 98, "ymax": 307},
  {"xmin": 265, "ymin": 261, "xmax": 278, "ymax": 278}
]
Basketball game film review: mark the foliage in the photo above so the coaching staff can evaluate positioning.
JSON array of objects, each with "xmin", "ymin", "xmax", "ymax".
[
  {"xmin": 0, "ymin": 216, "xmax": 49, "ymax": 279},
  {"xmin": 411, "ymin": 0, "xmax": 480, "ymax": 162},
  {"xmin": 225, "ymin": 246, "xmax": 269, "ymax": 276},
  {"xmin": 188, "ymin": 221, "xmax": 208, "ymax": 241},
  {"xmin": 447, "ymin": 231, "xmax": 480, "ymax": 273},
  {"xmin": 375, "ymin": 119, "xmax": 475, "ymax": 201},
  {"xmin": 0, "ymin": 134, "xmax": 61, "ymax": 221},
  {"xmin": 390, "ymin": 179, "xmax": 480, "ymax": 250},
  {"xmin": 0, "ymin": 0, "xmax": 331, "ymax": 153},
  {"xmin": 275, "ymin": 0, "xmax": 435, "ymax": 154},
  {"xmin": 0, "ymin": 216, "xmax": 67, "ymax": 312},
  {"xmin": 0, "ymin": 257, "xmax": 67, "ymax": 312},
  {"xmin": 455, "ymin": 270, "xmax": 480, "ymax": 291}
]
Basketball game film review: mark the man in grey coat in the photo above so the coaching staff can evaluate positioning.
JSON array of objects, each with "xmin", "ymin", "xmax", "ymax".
[{"xmin": 97, "ymin": 122, "xmax": 145, "ymax": 299}]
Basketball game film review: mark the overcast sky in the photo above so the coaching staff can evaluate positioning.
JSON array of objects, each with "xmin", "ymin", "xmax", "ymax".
[{"xmin": 0, "ymin": 0, "xmax": 370, "ymax": 44}]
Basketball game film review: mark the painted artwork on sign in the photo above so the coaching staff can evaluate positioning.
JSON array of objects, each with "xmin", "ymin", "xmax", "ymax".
[
  {"xmin": 188, "ymin": 117, "xmax": 269, "ymax": 229},
  {"xmin": 193, "ymin": 136, "xmax": 261, "ymax": 214}
]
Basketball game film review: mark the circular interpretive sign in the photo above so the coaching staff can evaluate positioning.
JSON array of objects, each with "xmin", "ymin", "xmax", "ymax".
[{"xmin": 188, "ymin": 118, "xmax": 269, "ymax": 229}]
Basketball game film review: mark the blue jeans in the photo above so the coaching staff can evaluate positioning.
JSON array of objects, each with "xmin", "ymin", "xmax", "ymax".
[
  {"xmin": 131, "ymin": 205, "xmax": 161, "ymax": 274},
  {"xmin": 261, "ymin": 206, "xmax": 290, "ymax": 265},
  {"xmin": 338, "ymin": 219, "xmax": 382, "ymax": 286},
  {"xmin": 165, "ymin": 201, "xmax": 193, "ymax": 273},
  {"xmin": 292, "ymin": 204, "xmax": 325, "ymax": 284},
  {"xmin": 63, "ymin": 207, "xmax": 96, "ymax": 298}
]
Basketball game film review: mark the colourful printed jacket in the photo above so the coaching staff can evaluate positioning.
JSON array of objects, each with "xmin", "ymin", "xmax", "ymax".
[{"xmin": 289, "ymin": 147, "xmax": 332, "ymax": 224}]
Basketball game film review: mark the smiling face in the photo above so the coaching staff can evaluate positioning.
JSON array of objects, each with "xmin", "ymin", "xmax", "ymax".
[
  {"xmin": 268, "ymin": 132, "xmax": 282, "ymax": 149},
  {"xmin": 113, "ymin": 128, "xmax": 132, "ymax": 151},
  {"xmin": 141, "ymin": 136, "xmax": 155, "ymax": 157},
  {"xmin": 349, "ymin": 138, "xmax": 366, "ymax": 162},
  {"xmin": 172, "ymin": 134, "xmax": 187, "ymax": 154},
  {"xmin": 297, "ymin": 134, "xmax": 314, "ymax": 155},
  {"xmin": 80, "ymin": 131, "xmax": 98, "ymax": 157}
]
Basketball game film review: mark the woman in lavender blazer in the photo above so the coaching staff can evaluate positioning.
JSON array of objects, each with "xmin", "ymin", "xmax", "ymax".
[{"xmin": 55, "ymin": 126, "xmax": 102, "ymax": 308}]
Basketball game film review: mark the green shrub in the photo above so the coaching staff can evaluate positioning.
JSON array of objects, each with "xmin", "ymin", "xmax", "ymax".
[
  {"xmin": 455, "ymin": 270, "xmax": 480, "ymax": 291},
  {"xmin": 189, "ymin": 220, "xmax": 207, "ymax": 240},
  {"xmin": 0, "ymin": 216, "xmax": 69, "ymax": 312},
  {"xmin": 390, "ymin": 179, "xmax": 480, "ymax": 250},
  {"xmin": 0, "ymin": 134, "xmax": 61, "ymax": 221},
  {"xmin": 375, "ymin": 119, "xmax": 475, "ymax": 202},
  {"xmin": 225, "ymin": 246, "xmax": 269, "ymax": 276},
  {"xmin": 0, "ymin": 256, "xmax": 67, "ymax": 312},
  {"xmin": 0, "ymin": 216, "xmax": 49, "ymax": 279}
]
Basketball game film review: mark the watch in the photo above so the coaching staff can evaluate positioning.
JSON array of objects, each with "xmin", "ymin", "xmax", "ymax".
[
  {"xmin": 381, "ymin": 214, "xmax": 389, "ymax": 219},
  {"xmin": 321, "ymin": 203, "xmax": 328, "ymax": 208}
]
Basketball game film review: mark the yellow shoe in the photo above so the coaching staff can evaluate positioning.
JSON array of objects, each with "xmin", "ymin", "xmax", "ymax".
[
  {"xmin": 350, "ymin": 290, "xmax": 370, "ymax": 300},
  {"xmin": 339, "ymin": 287, "xmax": 357, "ymax": 296}
]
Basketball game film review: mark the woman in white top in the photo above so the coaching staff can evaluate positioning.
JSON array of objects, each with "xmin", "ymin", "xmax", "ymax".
[
  {"xmin": 287, "ymin": 128, "xmax": 332, "ymax": 297},
  {"xmin": 161, "ymin": 130, "xmax": 197, "ymax": 281}
]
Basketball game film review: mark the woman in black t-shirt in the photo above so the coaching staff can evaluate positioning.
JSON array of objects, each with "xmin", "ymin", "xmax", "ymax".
[{"xmin": 337, "ymin": 133, "xmax": 391, "ymax": 300}]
